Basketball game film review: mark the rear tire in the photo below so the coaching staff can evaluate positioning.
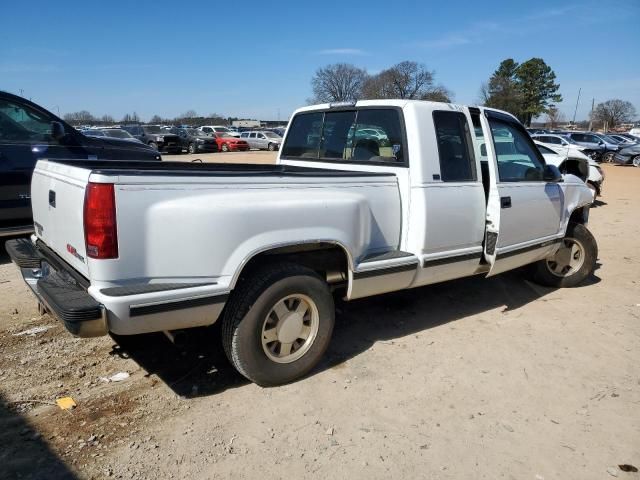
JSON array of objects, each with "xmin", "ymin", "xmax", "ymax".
[
  {"xmin": 531, "ymin": 222, "xmax": 597, "ymax": 288},
  {"xmin": 188, "ymin": 143, "xmax": 196, "ymax": 154},
  {"xmin": 221, "ymin": 263, "xmax": 334, "ymax": 386},
  {"xmin": 632, "ymin": 155, "xmax": 640, "ymax": 167},
  {"xmin": 268, "ymin": 142, "xmax": 276, "ymax": 151}
]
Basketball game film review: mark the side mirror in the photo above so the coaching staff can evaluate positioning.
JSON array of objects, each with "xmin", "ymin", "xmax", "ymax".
[
  {"xmin": 51, "ymin": 121, "xmax": 66, "ymax": 140},
  {"xmin": 598, "ymin": 140, "xmax": 604, "ymax": 145},
  {"xmin": 543, "ymin": 164, "xmax": 563, "ymax": 183}
]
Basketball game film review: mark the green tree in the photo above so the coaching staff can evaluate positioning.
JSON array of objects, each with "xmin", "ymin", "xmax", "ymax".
[
  {"xmin": 482, "ymin": 59, "xmax": 523, "ymax": 117},
  {"xmin": 481, "ymin": 58, "xmax": 562, "ymax": 126},
  {"xmin": 515, "ymin": 58, "xmax": 562, "ymax": 126}
]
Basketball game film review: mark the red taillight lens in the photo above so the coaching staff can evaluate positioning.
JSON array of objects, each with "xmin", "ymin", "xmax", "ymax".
[{"xmin": 84, "ymin": 183, "xmax": 118, "ymax": 259}]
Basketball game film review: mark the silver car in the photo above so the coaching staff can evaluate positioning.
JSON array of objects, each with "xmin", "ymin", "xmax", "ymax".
[{"xmin": 239, "ymin": 131, "xmax": 282, "ymax": 151}]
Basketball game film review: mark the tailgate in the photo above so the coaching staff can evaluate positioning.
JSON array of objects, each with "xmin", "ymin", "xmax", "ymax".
[{"xmin": 31, "ymin": 160, "xmax": 92, "ymax": 278}]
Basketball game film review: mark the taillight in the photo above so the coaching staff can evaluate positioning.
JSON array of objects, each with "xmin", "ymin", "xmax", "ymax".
[{"xmin": 84, "ymin": 182, "xmax": 118, "ymax": 259}]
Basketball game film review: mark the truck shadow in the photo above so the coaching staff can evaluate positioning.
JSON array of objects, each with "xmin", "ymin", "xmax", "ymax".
[
  {"xmin": 111, "ymin": 268, "xmax": 600, "ymax": 397},
  {"xmin": 0, "ymin": 394, "xmax": 80, "ymax": 479}
]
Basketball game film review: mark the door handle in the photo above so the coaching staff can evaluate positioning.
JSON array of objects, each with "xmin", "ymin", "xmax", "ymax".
[{"xmin": 500, "ymin": 196, "xmax": 511, "ymax": 208}]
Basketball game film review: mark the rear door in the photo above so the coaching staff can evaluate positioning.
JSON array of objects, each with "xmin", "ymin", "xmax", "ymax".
[{"xmin": 480, "ymin": 110, "xmax": 563, "ymax": 275}]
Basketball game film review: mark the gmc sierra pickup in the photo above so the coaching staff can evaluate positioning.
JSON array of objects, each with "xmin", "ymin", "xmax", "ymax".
[{"xmin": 6, "ymin": 100, "xmax": 597, "ymax": 386}]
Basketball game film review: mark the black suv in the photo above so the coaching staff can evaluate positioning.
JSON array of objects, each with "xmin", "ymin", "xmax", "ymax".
[
  {"xmin": 121, "ymin": 125, "xmax": 182, "ymax": 154},
  {"xmin": 0, "ymin": 91, "xmax": 161, "ymax": 237},
  {"xmin": 170, "ymin": 127, "xmax": 218, "ymax": 153}
]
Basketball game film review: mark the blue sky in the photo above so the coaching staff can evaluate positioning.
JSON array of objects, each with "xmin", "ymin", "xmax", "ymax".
[{"xmin": 1, "ymin": 0, "xmax": 638, "ymax": 122}]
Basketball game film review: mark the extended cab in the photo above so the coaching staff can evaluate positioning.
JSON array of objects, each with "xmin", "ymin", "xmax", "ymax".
[
  {"xmin": 6, "ymin": 100, "xmax": 597, "ymax": 386},
  {"xmin": 0, "ymin": 91, "xmax": 161, "ymax": 237}
]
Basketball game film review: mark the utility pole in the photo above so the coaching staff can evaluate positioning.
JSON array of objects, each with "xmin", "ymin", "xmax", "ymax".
[
  {"xmin": 19, "ymin": 88, "xmax": 24, "ymax": 97},
  {"xmin": 588, "ymin": 98, "xmax": 595, "ymax": 131},
  {"xmin": 572, "ymin": 88, "xmax": 581, "ymax": 125}
]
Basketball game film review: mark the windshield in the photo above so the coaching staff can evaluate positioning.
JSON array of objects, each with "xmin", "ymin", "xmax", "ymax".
[
  {"xmin": 85, "ymin": 130, "xmax": 105, "ymax": 136},
  {"xmin": 103, "ymin": 129, "xmax": 132, "ymax": 139},
  {"xmin": 536, "ymin": 144, "xmax": 557, "ymax": 155},
  {"xmin": 143, "ymin": 125, "xmax": 162, "ymax": 133},
  {"xmin": 602, "ymin": 135, "xmax": 620, "ymax": 143},
  {"xmin": 264, "ymin": 132, "xmax": 281, "ymax": 138}
]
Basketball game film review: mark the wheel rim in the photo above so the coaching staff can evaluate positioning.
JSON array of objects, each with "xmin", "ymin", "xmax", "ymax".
[
  {"xmin": 261, "ymin": 294, "xmax": 320, "ymax": 364},
  {"xmin": 604, "ymin": 152, "xmax": 614, "ymax": 163},
  {"xmin": 222, "ymin": 144, "xmax": 228, "ymax": 152},
  {"xmin": 633, "ymin": 156, "xmax": 640, "ymax": 167},
  {"xmin": 546, "ymin": 237, "xmax": 585, "ymax": 277},
  {"xmin": 189, "ymin": 144, "xmax": 195, "ymax": 153}
]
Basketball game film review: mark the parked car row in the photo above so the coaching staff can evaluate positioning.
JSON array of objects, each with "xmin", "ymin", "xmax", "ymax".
[{"xmin": 531, "ymin": 130, "xmax": 640, "ymax": 164}]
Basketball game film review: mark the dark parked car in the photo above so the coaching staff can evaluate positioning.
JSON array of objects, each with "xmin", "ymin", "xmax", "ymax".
[
  {"xmin": 170, "ymin": 128, "xmax": 218, "ymax": 154},
  {"xmin": 121, "ymin": 125, "xmax": 182, "ymax": 153},
  {"xmin": 0, "ymin": 91, "xmax": 161, "ymax": 237},
  {"xmin": 613, "ymin": 144, "xmax": 640, "ymax": 167}
]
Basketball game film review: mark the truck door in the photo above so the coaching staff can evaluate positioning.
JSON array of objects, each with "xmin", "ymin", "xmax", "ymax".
[{"xmin": 478, "ymin": 109, "xmax": 564, "ymax": 276}]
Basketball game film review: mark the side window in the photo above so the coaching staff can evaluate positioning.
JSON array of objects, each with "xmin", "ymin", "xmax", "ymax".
[
  {"xmin": 249, "ymin": 133, "xmax": 256, "ymax": 138},
  {"xmin": 433, "ymin": 111, "xmax": 477, "ymax": 182},
  {"xmin": 281, "ymin": 112, "xmax": 323, "ymax": 158},
  {"xmin": 489, "ymin": 119, "xmax": 545, "ymax": 182},
  {"xmin": 240, "ymin": 133, "xmax": 248, "ymax": 138},
  {"xmin": 0, "ymin": 99, "xmax": 56, "ymax": 143}
]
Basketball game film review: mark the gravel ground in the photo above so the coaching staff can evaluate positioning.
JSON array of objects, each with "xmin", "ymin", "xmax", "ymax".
[{"xmin": 0, "ymin": 163, "xmax": 638, "ymax": 480}]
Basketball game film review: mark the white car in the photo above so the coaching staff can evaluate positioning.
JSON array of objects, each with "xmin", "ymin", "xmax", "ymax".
[
  {"xmin": 6, "ymin": 100, "xmax": 596, "ymax": 387},
  {"xmin": 534, "ymin": 141, "xmax": 604, "ymax": 198},
  {"xmin": 531, "ymin": 134, "xmax": 591, "ymax": 159},
  {"xmin": 198, "ymin": 125, "xmax": 240, "ymax": 137}
]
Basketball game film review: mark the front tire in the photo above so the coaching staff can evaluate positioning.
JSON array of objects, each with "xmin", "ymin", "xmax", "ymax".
[
  {"xmin": 188, "ymin": 143, "xmax": 196, "ymax": 154},
  {"xmin": 602, "ymin": 151, "xmax": 614, "ymax": 163},
  {"xmin": 221, "ymin": 263, "xmax": 335, "ymax": 386},
  {"xmin": 221, "ymin": 143, "xmax": 230, "ymax": 152},
  {"xmin": 268, "ymin": 142, "xmax": 276, "ymax": 151},
  {"xmin": 632, "ymin": 155, "xmax": 640, "ymax": 167},
  {"xmin": 531, "ymin": 222, "xmax": 598, "ymax": 288}
]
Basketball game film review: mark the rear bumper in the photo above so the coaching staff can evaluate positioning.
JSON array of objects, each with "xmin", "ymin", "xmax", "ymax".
[
  {"xmin": 5, "ymin": 238, "xmax": 107, "ymax": 337},
  {"xmin": 5, "ymin": 238, "xmax": 230, "ymax": 337}
]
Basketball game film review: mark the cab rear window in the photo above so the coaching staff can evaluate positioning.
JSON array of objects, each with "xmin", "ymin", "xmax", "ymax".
[{"xmin": 281, "ymin": 108, "xmax": 406, "ymax": 165}]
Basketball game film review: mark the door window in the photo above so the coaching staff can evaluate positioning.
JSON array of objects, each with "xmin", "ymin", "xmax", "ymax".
[
  {"xmin": 0, "ymin": 99, "xmax": 57, "ymax": 143},
  {"xmin": 489, "ymin": 119, "xmax": 545, "ymax": 182},
  {"xmin": 432, "ymin": 111, "xmax": 477, "ymax": 182}
]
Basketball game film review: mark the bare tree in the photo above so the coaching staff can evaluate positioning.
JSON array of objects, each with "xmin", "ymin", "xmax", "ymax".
[
  {"xmin": 593, "ymin": 99, "xmax": 636, "ymax": 128},
  {"xmin": 545, "ymin": 107, "xmax": 565, "ymax": 128},
  {"xmin": 178, "ymin": 110, "xmax": 198, "ymax": 119},
  {"xmin": 121, "ymin": 112, "xmax": 140, "ymax": 123},
  {"xmin": 101, "ymin": 114, "xmax": 114, "ymax": 124},
  {"xmin": 361, "ymin": 61, "xmax": 450, "ymax": 101},
  {"xmin": 310, "ymin": 63, "xmax": 368, "ymax": 103}
]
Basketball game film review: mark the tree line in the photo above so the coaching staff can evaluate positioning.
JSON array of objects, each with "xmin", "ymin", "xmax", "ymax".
[
  {"xmin": 62, "ymin": 110, "xmax": 233, "ymax": 126},
  {"xmin": 310, "ymin": 58, "xmax": 637, "ymax": 128}
]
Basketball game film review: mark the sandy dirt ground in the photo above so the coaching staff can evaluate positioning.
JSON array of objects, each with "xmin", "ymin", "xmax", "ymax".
[{"xmin": 0, "ymin": 163, "xmax": 638, "ymax": 480}]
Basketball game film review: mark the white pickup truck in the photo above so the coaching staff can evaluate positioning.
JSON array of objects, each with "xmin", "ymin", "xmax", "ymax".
[{"xmin": 6, "ymin": 100, "xmax": 597, "ymax": 386}]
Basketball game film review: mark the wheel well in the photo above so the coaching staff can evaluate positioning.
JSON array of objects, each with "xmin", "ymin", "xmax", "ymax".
[
  {"xmin": 569, "ymin": 206, "xmax": 588, "ymax": 225},
  {"xmin": 559, "ymin": 159, "xmax": 588, "ymax": 182},
  {"xmin": 237, "ymin": 243, "xmax": 350, "ymax": 291}
]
